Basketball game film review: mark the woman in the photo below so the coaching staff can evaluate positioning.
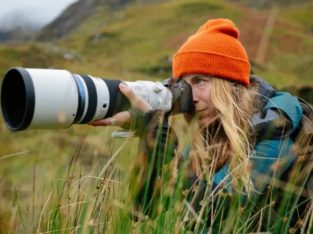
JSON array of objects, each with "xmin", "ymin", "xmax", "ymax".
[{"xmin": 91, "ymin": 18, "xmax": 312, "ymax": 231}]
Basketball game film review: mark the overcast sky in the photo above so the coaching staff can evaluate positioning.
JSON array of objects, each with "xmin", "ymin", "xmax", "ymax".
[{"xmin": 0, "ymin": 0, "xmax": 78, "ymax": 30}]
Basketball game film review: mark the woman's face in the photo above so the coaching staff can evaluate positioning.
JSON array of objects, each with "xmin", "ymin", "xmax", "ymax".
[{"xmin": 182, "ymin": 74, "xmax": 217, "ymax": 128}]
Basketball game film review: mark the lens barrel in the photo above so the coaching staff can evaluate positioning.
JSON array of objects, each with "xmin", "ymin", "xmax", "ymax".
[
  {"xmin": 1, "ymin": 67, "xmax": 173, "ymax": 131},
  {"xmin": 1, "ymin": 68, "xmax": 127, "ymax": 131}
]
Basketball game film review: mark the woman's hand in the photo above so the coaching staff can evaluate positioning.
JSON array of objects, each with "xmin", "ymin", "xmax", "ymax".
[{"xmin": 89, "ymin": 83, "xmax": 152, "ymax": 128}]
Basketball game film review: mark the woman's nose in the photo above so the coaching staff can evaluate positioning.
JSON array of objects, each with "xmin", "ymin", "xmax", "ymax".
[{"xmin": 192, "ymin": 90, "xmax": 199, "ymax": 102}]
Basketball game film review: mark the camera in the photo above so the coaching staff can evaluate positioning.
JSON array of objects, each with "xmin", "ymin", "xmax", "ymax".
[{"xmin": 1, "ymin": 67, "xmax": 193, "ymax": 131}]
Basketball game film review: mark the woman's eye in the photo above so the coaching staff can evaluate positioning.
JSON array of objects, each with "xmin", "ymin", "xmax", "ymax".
[{"xmin": 194, "ymin": 78, "xmax": 207, "ymax": 86}]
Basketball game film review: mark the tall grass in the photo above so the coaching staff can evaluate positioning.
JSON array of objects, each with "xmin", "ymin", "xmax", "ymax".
[{"xmin": 1, "ymin": 114, "xmax": 312, "ymax": 233}]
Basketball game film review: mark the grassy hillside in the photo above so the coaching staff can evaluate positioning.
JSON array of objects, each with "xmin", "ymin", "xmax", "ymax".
[
  {"xmin": 59, "ymin": 0, "xmax": 313, "ymax": 87},
  {"xmin": 0, "ymin": 0, "xmax": 312, "ymax": 232}
]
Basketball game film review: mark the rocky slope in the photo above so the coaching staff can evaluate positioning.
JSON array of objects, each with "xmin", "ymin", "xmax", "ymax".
[{"xmin": 35, "ymin": 0, "xmax": 149, "ymax": 41}]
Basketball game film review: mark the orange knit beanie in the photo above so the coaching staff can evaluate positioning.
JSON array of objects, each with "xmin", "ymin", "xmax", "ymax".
[{"xmin": 172, "ymin": 18, "xmax": 250, "ymax": 86}]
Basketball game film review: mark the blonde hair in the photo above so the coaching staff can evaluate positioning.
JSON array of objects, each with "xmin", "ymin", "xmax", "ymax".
[{"xmin": 188, "ymin": 78, "xmax": 258, "ymax": 194}]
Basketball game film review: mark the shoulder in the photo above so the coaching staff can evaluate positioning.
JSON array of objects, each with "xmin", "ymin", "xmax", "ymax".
[
  {"xmin": 251, "ymin": 76, "xmax": 303, "ymax": 140},
  {"xmin": 264, "ymin": 91, "xmax": 303, "ymax": 131}
]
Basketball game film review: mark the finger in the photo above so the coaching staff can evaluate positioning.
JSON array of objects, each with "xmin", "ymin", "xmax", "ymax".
[
  {"xmin": 89, "ymin": 118, "xmax": 112, "ymax": 126},
  {"xmin": 119, "ymin": 83, "xmax": 152, "ymax": 113},
  {"xmin": 89, "ymin": 111, "xmax": 131, "ymax": 127},
  {"xmin": 112, "ymin": 111, "xmax": 131, "ymax": 127}
]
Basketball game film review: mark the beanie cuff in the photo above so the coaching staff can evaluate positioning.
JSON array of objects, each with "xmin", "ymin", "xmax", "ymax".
[{"xmin": 173, "ymin": 52, "xmax": 250, "ymax": 86}]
